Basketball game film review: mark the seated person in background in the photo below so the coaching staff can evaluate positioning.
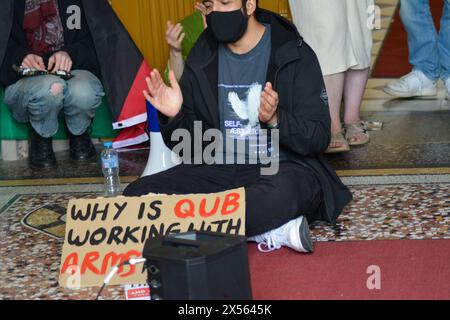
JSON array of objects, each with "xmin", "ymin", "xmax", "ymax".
[
  {"xmin": 124, "ymin": 0, "xmax": 352, "ymax": 253},
  {"xmin": 0, "ymin": 0, "xmax": 104, "ymax": 169},
  {"xmin": 164, "ymin": 1, "xmax": 210, "ymax": 83}
]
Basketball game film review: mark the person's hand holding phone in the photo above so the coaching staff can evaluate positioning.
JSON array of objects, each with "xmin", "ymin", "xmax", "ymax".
[
  {"xmin": 21, "ymin": 54, "xmax": 46, "ymax": 71},
  {"xmin": 48, "ymin": 51, "xmax": 72, "ymax": 73}
]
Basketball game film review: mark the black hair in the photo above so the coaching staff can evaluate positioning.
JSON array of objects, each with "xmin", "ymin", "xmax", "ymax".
[{"xmin": 243, "ymin": 0, "xmax": 259, "ymax": 7}]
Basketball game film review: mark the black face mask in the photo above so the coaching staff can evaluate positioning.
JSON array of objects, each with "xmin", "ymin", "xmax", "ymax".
[{"xmin": 206, "ymin": 8, "xmax": 249, "ymax": 43}]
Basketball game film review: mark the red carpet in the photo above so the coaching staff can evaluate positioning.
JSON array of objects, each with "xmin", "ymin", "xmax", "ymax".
[
  {"xmin": 248, "ymin": 239, "xmax": 450, "ymax": 300},
  {"xmin": 372, "ymin": 0, "xmax": 444, "ymax": 78}
]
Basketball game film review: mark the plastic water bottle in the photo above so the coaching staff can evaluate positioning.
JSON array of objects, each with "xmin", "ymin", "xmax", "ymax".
[{"xmin": 101, "ymin": 142, "xmax": 120, "ymax": 197}]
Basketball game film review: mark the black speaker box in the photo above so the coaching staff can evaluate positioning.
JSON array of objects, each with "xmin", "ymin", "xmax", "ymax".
[{"xmin": 142, "ymin": 231, "xmax": 252, "ymax": 300}]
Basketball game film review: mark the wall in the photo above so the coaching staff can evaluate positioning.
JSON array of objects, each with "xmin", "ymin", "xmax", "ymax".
[{"xmin": 109, "ymin": 0, "xmax": 292, "ymax": 71}]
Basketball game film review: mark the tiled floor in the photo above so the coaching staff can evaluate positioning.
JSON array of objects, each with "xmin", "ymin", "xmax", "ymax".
[
  {"xmin": 1, "ymin": 0, "xmax": 449, "ymax": 300},
  {"xmin": 1, "ymin": 182, "xmax": 448, "ymax": 300},
  {"xmin": 1, "ymin": 106, "xmax": 449, "ymax": 182}
]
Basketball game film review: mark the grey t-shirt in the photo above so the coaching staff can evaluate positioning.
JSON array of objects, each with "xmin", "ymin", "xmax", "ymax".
[{"xmin": 217, "ymin": 24, "xmax": 281, "ymax": 164}]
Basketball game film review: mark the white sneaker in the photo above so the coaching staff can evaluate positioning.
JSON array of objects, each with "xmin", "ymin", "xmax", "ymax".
[
  {"xmin": 248, "ymin": 216, "xmax": 314, "ymax": 253},
  {"xmin": 384, "ymin": 70, "xmax": 437, "ymax": 98}
]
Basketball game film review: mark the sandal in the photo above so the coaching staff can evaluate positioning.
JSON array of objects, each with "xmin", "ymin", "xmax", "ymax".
[
  {"xmin": 345, "ymin": 122, "xmax": 370, "ymax": 146},
  {"xmin": 325, "ymin": 131, "xmax": 350, "ymax": 154}
]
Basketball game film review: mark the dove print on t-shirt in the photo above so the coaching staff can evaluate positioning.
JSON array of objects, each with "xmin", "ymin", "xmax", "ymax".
[
  {"xmin": 221, "ymin": 83, "xmax": 262, "ymax": 137},
  {"xmin": 217, "ymin": 24, "xmax": 272, "ymax": 164}
]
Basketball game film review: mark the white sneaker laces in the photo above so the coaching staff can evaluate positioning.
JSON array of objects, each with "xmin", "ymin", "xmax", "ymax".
[
  {"xmin": 400, "ymin": 71, "xmax": 423, "ymax": 90},
  {"xmin": 257, "ymin": 239, "xmax": 281, "ymax": 253},
  {"xmin": 256, "ymin": 227, "xmax": 288, "ymax": 253}
]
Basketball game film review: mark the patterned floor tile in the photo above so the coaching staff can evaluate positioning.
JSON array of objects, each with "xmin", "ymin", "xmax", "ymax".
[{"xmin": 0, "ymin": 182, "xmax": 448, "ymax": 300}]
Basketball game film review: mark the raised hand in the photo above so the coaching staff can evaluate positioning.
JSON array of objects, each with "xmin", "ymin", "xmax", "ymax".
[
  {"xmin": 21, "ymin": 54, "xmax": 46, "ymax": 71},
  {"xmin": 195, "ymin": 1, "xmax": 213, "ymax": 29},
  {"xmin": 143, "ymin": 69, "xmax": 183, "ymax": 118},
  {"xmin": 166, "ymin": 21, "xmax": 185, "ymax": 53}
]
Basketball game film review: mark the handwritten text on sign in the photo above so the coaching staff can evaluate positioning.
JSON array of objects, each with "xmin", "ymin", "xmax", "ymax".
[{"xmin": 59, "ymin": 188, "xmax": 245, "ymax": 288}]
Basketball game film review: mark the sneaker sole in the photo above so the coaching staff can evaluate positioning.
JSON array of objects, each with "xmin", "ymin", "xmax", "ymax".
[
  {"xmin": 298, "ymin": 217, "xmax": 314, "ymax": 253},
  {"xmin": 383, "ymin": 87, "xmax": 437, "ymax": 98}
]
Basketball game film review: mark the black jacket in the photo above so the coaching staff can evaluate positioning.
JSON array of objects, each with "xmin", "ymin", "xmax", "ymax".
[
  {"xmin": 158, "ymin": 9, "xmax": 353, "ymax": 224},
  {"xmin": 0, "ymin": 0, "xmax": 100, "ymax": 87}
]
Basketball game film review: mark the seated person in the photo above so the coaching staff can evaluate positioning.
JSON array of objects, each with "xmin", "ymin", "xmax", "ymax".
[
  {"xmin": 0, "ymin": 0, "xmax": 104, "ymax": 169},
  {"xmin": 164, "ymin": 1, "xmax": 210, "ymax": 82},
  {"xmin": 124, "ymin": 0, "xmax": 353, "ymax": 253}
]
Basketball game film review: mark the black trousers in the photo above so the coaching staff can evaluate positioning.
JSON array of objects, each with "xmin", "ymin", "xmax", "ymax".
[{"xmin": 123, "ymin": 162, "xmax": 323, "ymax": 237}]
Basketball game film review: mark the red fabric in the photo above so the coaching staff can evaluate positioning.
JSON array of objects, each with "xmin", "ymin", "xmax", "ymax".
[
  {"xmin": 23, "ymin": 0, "xmax": 64, "ymax": 56},
  {"xmin": 113, "ymin": 61, "xmax": 152, "ymax": 148},
  {"xmin": 113, "ymin": 60, "xmax": 153, "ymax": 149},
  {"xmin": 113, "ymin": 123, "xmax": 148, "ymax": 150},
  {"xmin": 114, "ymin": 61, "xmax": 152, "ymax": 129},
  {"xmin": 372, "ymin": 1, "xmax": 444, "ymax": 78},
  {"xmin": 248, "ymin": 239, "xmax": 450, "ymax": 300}
]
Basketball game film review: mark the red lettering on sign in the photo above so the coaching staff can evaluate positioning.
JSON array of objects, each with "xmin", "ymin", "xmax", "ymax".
[
  {"xmin": 81, "ymin": 251, "xmax": 101, "ymax": 275},
  {"xmin": 119, "ymin": 250, "xmax": 142, "ymax": 278},
  {"xmin": 221, "ymin": 193, "xmax": 240, "ymax": 216},
  {"xmin": 62, "ymin": 250, "xmax": 143, "ymax": 277},
  {"xmin": 174, "ymin": 199, "xmax": 195, "ymax": 219},
  {"xmin": 199, "ymin": 197, "xmax": 220, "ymax": 218},
  {"xmin": 61, "ymin": 252, "xmax": 78, "ymax": 274}
]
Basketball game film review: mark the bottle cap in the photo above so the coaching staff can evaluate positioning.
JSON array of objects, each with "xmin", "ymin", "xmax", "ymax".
[{"xmin": 104, "ymin": 142, "xmax": 113, "ymax": 148}]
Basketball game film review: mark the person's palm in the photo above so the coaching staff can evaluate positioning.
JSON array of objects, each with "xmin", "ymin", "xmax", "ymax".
[{"xmin": 144, "ymin": 69, "xmax": 183, "ymax": 118}]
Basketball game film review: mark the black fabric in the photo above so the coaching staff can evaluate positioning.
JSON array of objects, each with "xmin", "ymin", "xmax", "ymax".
[
  {"xmin": 29, "ymin": 126, "xmax": 56, "ymax": 169},
  {"xmin": 68, "ymin": 131, "xmax": 97, "ymax": 162},
  {"xmin": 206, "ymin": 8, "xmax": 249, "ymax": 44},
  {"xmin": 0, "ymin": 0, "xmax": 15, "ymax": 76},
  {"xmin": 157, "ymin": 8, "xmax": 352, "ymax": 224},
  {"xmin": 80, "ymin": 0, "xmax": 145, "ymax": 123},
  {"xmin": 0, "ymin": 0, "xmax": 100, "ymax": 87},
  {"xmin": 123, "ymin": 163, "xmax": 323, "ymax": 237}
]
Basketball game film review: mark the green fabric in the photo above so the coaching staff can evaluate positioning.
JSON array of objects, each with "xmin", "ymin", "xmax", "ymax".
[
  {"xmin": 0, "ymin": 88, "xmax": 118, "ymax": 140},
  {"xmin": 164, "ymin": 11, "xmax": 204, "ymax": 84}
]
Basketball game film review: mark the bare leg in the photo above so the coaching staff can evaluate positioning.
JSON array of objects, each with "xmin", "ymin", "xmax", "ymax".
[
  {"xmin": 324, "ymin": 72, "xmax": 346, "ymax": 148},
  {"xmin": 343, "ymin": 68, "xmax": 370, "ymax": 144}
]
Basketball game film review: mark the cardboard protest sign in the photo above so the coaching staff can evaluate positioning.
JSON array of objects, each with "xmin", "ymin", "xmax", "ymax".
[{"xmin": 59, "ymin": 188, "xmax": 245, "ymax": 288}]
